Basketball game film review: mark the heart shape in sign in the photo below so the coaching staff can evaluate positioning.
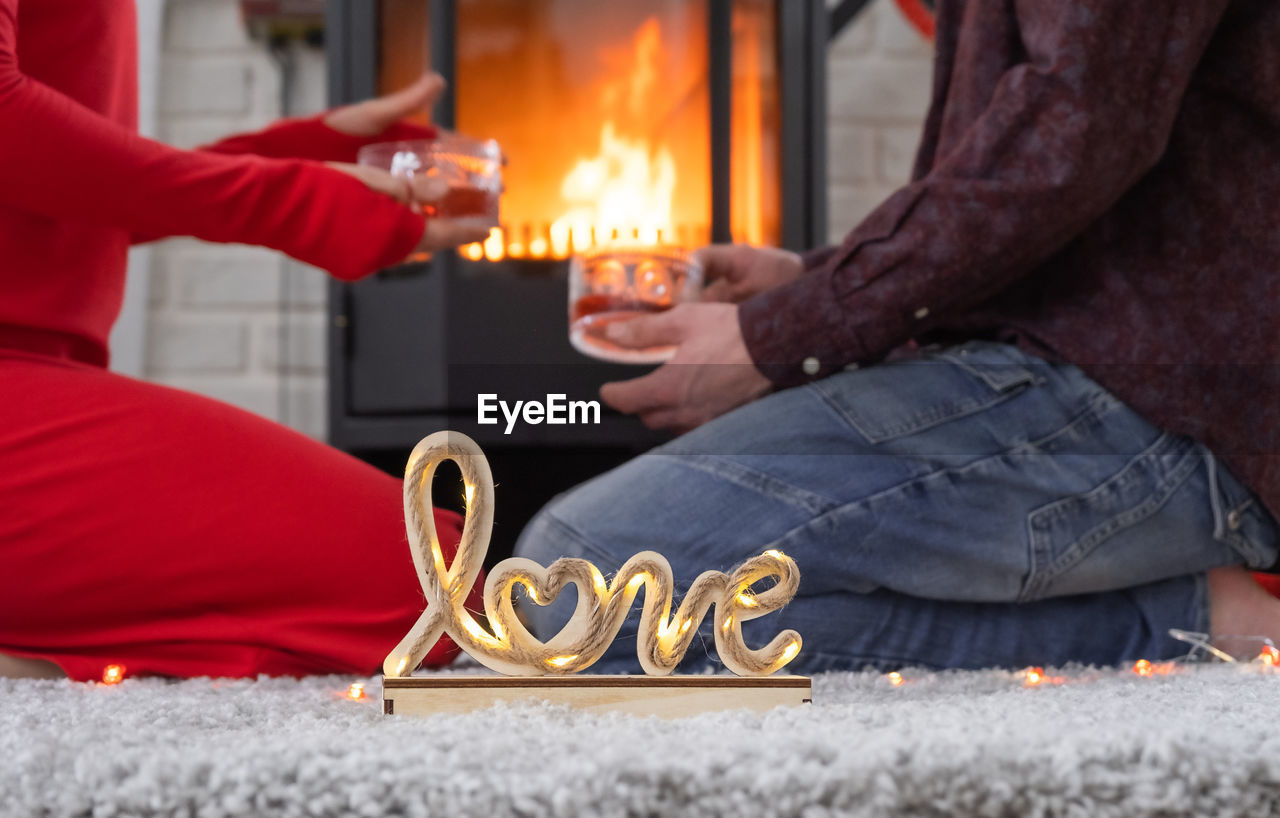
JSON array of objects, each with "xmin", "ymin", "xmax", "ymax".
[{"xmin": 383, "ymin": 431, "xmax": 803, "ymax": 678}]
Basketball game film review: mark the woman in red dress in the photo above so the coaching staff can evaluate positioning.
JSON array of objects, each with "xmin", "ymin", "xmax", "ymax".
[{"xmin": 0, "ymin": 0, "xmax": 489, "ymax": 680}]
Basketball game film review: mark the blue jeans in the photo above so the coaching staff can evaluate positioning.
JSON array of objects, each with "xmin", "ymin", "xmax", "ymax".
[{"xmin": 514, "ymin": 341, "xmax": 1278, "ymax": 672}]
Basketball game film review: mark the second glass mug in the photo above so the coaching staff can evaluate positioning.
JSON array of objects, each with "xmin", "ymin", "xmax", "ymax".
[{"xmin": 569, "ymin": 246, "xmax": 703, "ymax": 364}]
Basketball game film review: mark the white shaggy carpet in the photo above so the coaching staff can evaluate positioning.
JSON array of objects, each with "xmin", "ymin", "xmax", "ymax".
[{"xmin": 3, "ymin": 664, "xmax": 1278, "ymax": 817}]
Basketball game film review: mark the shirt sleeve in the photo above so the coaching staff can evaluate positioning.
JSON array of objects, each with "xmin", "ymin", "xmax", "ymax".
[
  {"xmin": 0, "ymin": 0, "xmax": 423, "ymax": 281},
  {"xmin": 199, "ymin": 114, "xmax": 437, "ymax": 163},
  {"xmin": 738, "ymin": 0, "xmax": 1231, "ymax": 386}
]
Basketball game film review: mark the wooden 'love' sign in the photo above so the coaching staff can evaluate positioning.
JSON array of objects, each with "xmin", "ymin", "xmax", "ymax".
[{"xmin": 383, "ymin": 431, "xmax": 804, "ymax": 681}]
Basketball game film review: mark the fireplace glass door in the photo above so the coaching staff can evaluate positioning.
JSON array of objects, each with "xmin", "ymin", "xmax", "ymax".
[{"xmin": 378, "ymin": 0, "xmax": 782, "ymax": 260}]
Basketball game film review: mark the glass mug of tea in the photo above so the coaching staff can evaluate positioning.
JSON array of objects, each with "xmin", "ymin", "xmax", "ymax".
[
  {"xmin": 568, "ymin": 246, "xmax": 703, "ymax": 364},
  {"xmin": 357, "ymin": 133, "xmax": 502, "ymax": 226}
]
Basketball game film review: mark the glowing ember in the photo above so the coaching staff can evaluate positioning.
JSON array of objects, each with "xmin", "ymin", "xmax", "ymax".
[
  {"xmin": 346, "ymin": 683, "xmax": 366, "ymax": 701},
  {"xmin": 101, "ymin": 664, "xmax": 126, "ymax": 685}
]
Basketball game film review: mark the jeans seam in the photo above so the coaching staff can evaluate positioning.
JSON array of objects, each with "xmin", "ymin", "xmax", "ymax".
[
  {"xmin": 656, "ymin": 453, "xmax": 839, "ymax": 516},
  {"xmin": 1024, "ymin": 432, "xmax": 1181, "ymax": 584},
  {"xmin": 1020, "ymin": 438, "xmax": 1202, "ymax": 601},
  {"xmin": 810, "ymin": 373, "xmax": 1032, "ymax": 445},
  {"xmin": 810, "ymin": 387, "xmax": 1125, "ymax": 524}
]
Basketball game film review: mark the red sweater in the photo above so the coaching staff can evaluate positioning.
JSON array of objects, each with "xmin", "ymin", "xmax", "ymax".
[{"xmin": 0, "ymin": 0, "xmax": 430, "ymax": 367}]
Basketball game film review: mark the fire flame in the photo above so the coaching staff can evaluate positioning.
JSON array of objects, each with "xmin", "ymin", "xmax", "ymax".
[
  {"xmin": 550, "ymin": 123, "xmax": 676, "ymax": 254},
  {"xmin": 465, "ymin": 18, "xmax": 684, "ymax": 261}
]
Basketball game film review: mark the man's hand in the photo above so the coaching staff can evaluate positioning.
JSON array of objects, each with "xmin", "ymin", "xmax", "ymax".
[
  {"xmin": 323, "ymin": 73, "xmax": 444, "ymax": 137},
  {"xmin": 599, "ymin": 303, "xmax": 772, "ymax": 432},
  {"xmin": 699, "ymin": 244, "xmax": 804, "ymax": 303}
]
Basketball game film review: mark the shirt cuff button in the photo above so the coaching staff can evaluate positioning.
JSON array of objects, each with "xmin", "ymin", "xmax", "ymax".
[{"xmin": 802, "ymin": 357, "xmax": 821, "ymax": 376}]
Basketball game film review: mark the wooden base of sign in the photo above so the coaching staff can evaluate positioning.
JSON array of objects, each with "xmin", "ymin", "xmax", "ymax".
[{"xmin": 383, "ymin": 675, "xmax": 812, "ymax": 719}]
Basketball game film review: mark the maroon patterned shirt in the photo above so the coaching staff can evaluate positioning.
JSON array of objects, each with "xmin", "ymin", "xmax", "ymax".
[{"xmin": 739, "ymin": 0, "xmax": 1280, "ymax": 521}]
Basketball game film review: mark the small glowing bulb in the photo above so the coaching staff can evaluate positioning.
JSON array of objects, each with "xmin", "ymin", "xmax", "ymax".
[
  {"xmin": 887, "ymin": 671, "xmax": 904, "ymax": 687},
  {"xmin": 721, "ymin": 615, "xmax": 733, "ymax": 632},
  {"xmin": 764, "ymin": 549, "xmax": 785, "ymax": 560},
  {"xmin": 529, "ymin": 237, "xmax": 549, "ymax": 258},
  {"xmin": 679, "ymin": 619, "xmax": 692, "ymax": 635},
  {"xmin": 1260, "ymin": 646, "xmax": 1279, "ymax": 666},
  {"xmin": 547, "ymin": 655, "xmax": 578, "ymax": 668},
  {"xmin": 780, "ymin": 641, "xmax": 800, "ymax": 664},
  {"xmin": 346, "ymin": 683, "xmax": 365, "ymax": 701},
  {"xmin": 627, "ymin": 574, "xmax": 646, "ymax": 592},
  {"xmin": 464, "ymin": 484, "xmax": 475, "ymax": 508},
  {"xmin": 1133, "ymin": 659, "xmax": 1154, "ymax": 677},
  {"xmin": 101, "ymin": 664, "xmax": 125, "ymax": 685},
  {"xmin": 521, "ymin": 580, "xmax": 540, "ymax": 604},
  {"xmin": 461, "ymin": 616, "xmax": 489, "ymax": 641},
  {"xmin": 735, "ymin": 593, "xmax": 758, "ymax": 608},
  {"xmin": 1024, "ymin": 667, "xmax": 1045, "ymax": 686},
  {"xmin": 396, "ymin": 657, "xmax": 409, "ymax": 676},
  {"xmin": 463, "ymin": 242, "xmax": 484, "ymax": 261}
]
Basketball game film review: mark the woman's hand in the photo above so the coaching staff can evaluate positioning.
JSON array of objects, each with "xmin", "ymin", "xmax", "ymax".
[
  {"xmin": 326, "ymin": 162, "xmax": 495, "ymax": 256},
  {"xmin": 698, "ymin": 244, "xmax": 804, "ymax": 303},
  {"xmin": 323, "ymin": 73, "xmax": 445, "ymax": 138},
  {"xmin": 324, "ymin": 72, "xmax": 492, "ymax": 257}
]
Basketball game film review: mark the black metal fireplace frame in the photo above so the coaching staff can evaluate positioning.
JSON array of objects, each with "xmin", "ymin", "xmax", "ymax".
[{"xmin": 325, "ymin": 0, "xmax": 829, "ymax": 455}]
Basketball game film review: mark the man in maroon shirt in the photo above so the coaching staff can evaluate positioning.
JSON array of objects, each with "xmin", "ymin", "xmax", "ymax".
[{"xmin": 514, "ymin": 1, "xmax": 1280, "ymax": 670}]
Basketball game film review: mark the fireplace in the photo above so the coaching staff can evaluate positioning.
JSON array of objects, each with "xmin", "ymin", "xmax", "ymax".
[{"xmin": 324, "ymin": 0, "xmax": 828, "ymax": 522}]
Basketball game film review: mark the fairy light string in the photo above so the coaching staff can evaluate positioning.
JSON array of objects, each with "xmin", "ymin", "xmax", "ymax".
[{"xmin": 383, "ymin": 431, "xmax": 803, "ymax": 678}]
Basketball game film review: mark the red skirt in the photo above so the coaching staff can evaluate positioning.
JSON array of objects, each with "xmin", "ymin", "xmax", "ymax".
[{"xmin": 0, "ymin": 343, "xmax": 473, "ymax": 681}]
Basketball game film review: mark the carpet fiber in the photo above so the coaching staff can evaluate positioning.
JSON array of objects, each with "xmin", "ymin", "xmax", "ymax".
[{"xmin": 3, "ymin": 664, "xmax": 1277, "ymax": 817}]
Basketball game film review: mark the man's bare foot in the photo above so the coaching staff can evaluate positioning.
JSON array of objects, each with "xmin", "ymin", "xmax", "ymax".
[
  {"xmin": 0, "ymin": 652, "xmax": 63, "ymax": 679},
  {"xmin": 1207, "ymin": 566, "xmax": 1280, "ymax": 656}
]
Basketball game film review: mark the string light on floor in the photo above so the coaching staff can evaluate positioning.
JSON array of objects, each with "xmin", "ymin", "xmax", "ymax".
[
  {"xmin": 346, "ymin": 683, "xmax": 366, "ymax": 701},
  {"xmin": 101, "ymin": 664, "xmax": 126, "ymax": 685},
  {"xmin": 1132, "ymin": 659, "xmax": 1176, "ymax": 677}
]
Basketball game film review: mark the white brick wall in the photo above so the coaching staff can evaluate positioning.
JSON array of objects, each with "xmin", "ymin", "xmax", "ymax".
[
  {"xmin": 825, "ymin": 0, "xmax": 934, "ymax": 242},
  {"xmin": 141, "ymin": 0, "xmax": 932, "ymax": 441},
  {"xmin": 146, "ymin": 0, "xmax": 329, "ymax": 438}
]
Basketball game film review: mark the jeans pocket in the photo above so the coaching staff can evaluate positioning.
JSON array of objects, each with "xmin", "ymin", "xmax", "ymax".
[
  {"xmin": 812, "ymin": 341, "xmax": 1041, "ymax": 444},
  {"xmin": 1020, "ymin": 433, "xmax": 1204, "ymax": 601}
]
